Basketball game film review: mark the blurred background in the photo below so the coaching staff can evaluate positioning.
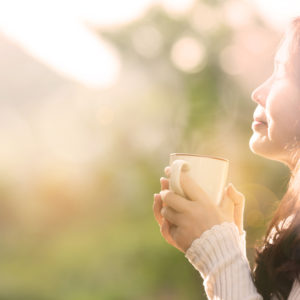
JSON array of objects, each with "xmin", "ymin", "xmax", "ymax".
[{"xmin": 0, "ymin": 0, "xmax": 299, "ymax": 299}]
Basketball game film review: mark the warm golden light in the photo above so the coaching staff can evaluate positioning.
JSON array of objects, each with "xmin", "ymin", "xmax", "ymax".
[
  {"xmin": 0, "ymin": 1, "xmax": 293, "ymax": 298},
  {"xmin": 160, "ymin": 0, "xmax": 195, "ymax": 17},
  {"xmin": 171, "ymin": 36, "xmax": 206, "ymax": 73},
  {"xmin": 0, "ymin": 1, "xmax": 125, "ymax": 88}
]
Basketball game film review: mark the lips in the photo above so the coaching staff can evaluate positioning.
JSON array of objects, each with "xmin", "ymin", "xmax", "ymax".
[
  {"xmin": 253, "ymin": 113, "xmax": 268, "ymax": 124},
  {"xmin": 253, "ymin": 118, "xmax": 267, "ymax": 124},
  {"xmin": 252, "ymin": 120, "xmax": 267, "ymax": 130}
]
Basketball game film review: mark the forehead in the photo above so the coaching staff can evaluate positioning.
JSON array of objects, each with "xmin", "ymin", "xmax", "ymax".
[
  {"xmin": 274, "ymin": 36, "xmax": 300, "ymax": 80},
  {"xmin": 275, "ymin": 28, "xmax": 300, "ymax": 67}
]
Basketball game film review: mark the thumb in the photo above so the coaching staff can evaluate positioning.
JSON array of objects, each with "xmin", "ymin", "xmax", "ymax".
[
  {"xmin": 219, "ymin": 184, "xmax": 234, "ymax": 218},
  {"xmin": 227, "ymin": 183, "xmax": 245, "ymax": 234},
  {"xmin": 228, "ymin": 183, "xmax": 245, "ymax": 207},
  {"xmin": 180, "ymin": 171, "xmax": 211, "ymax": 203}
]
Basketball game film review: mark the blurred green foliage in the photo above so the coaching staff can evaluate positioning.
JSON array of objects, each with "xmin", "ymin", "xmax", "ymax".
[{"xmin": 0, "ymin": 1, "xmax": 292, "ymax": 299}]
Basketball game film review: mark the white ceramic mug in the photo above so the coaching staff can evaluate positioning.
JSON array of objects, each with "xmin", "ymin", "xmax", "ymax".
[{"xmin": 169, "ymin": 153, "xmax": 229, "ymax": 205}]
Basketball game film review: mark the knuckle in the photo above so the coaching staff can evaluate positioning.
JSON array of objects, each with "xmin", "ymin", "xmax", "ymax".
[{"xmin": 161, "ymin": 207, "xmax": 167, "ymax": 217}]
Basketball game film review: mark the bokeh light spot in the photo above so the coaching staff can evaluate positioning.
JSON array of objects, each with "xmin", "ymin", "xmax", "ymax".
[
  {"xmin": 190, "ymin": 3, "xmax": 221, "ymax": 33},
  {"xmin": 160, "ymin": 0, "xmax": 196, "ymax": 17},
  {"xmin": 171, "ymin": 36, "xmax": 206, "ymax": 73},
  {"xmin": 223, "ymin": 0, "xmax": 253, "ymax": 29}
]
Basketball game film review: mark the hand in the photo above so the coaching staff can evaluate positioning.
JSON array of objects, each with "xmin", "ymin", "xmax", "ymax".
[
  {"xmin": 153, "ymin": 166, "xmax": 245, "ymax": 253},
  {"xmin": 228, "ymin": 182, "xmax": 245, "ymax": 235},
  {"xmin": 153, "ymin": 173, "xmax": 183, "ymax": 252}
]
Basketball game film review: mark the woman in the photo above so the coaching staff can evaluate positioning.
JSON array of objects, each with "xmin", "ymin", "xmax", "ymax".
[{"xmin": 153, "ymin": 17, "xmax": 300, "ymax": 300}]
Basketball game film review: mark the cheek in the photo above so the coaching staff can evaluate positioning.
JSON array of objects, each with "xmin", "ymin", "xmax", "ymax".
[{"xmin": 268, "ymin": 106, "xmax": 300, "ymax": 144}]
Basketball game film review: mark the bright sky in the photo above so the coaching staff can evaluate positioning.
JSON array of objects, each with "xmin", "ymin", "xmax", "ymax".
[
  {"xmin": 0, "ymin": 0, "xmax": 299, "ymax": 88},
  {"xmin": 250, "ymin": 0, "xmax": 300, "ymax": 31}
]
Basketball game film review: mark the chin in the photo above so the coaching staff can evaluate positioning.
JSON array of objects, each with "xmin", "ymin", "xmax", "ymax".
[
  {"xmin": 249, "ymin": 136, "xmax": 287, "ymax": 164},
  {"xmin": 249, "ymin": 136, "xmax": 275, "ymax": 160},
  {"xmin": 249, "ymin": 135, "xmax": 264, "ymax": 155}
]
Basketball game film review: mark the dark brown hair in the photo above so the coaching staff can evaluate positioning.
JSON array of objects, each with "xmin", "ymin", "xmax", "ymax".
[{"xmin": 252, "ymin": 17, "xmax": 300, "ymax": 300}]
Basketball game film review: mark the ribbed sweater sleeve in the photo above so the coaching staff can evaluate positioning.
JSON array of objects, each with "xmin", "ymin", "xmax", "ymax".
[
  {"xmin": 184, "ymin": 221, "xmax": 300, "ymax": 300},
  {"xmin": 238, "ymin": 229, "xmax": 247, "ymax": 259},
  {"xmin": 185, "ymin": 222, "xmax": 300, "ymax": 300},
  {"xmin": 184, "ymin": 222, "xmax": 262, "ymax": 300}
]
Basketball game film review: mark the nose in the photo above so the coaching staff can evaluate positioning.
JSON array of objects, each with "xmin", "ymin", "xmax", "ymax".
[{"xmin": 251, "ymin": 79, "xmax": 270, "ymax": 106}]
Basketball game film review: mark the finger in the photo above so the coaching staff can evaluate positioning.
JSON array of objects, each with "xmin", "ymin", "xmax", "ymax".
[
  {"xmin": 228, "ymin": 184, "xmax": 245, "ymax": 206},
  {"xmin": 160, "ymin": 177, "xmax": 169, "ymax": 190},
  {"xmin": 164, "ymin": 166, "xmax": 171, "ymax": 178},
  {"xmin": 219, "ymin": 189, "xmax": 235, "ymax": 216},
  {"xmin": 160, "ymin": 219, "xmax": 174, "ymax": 245},
  {"xmin": 169, "ymin": 224, "xmax": 177, "ymax": 240},
  {"xmin": 219, "ymin": 185, "xmax": 233, "ymax": 210},
  {"xmin": 160, "ymin": 220, "xmax": 184, "ymax": 253},
  {"xmin": 160, "ymin": 190, "xmax": 190, "ymax": 213},
  {"xmin": 168, "ymin": 225, "xmax": 184, "ymax": 253},
  {"xmin": 234, "ymin": 205, "xmax": 244, "ymax": 233},
  {"xmin": 227, "ymin": 184, "xmax": 245, "ymax": 233},
  {"xmin": 180, "ymin": 171, "xmax": 211, "ymax": 203},
  {"xmin": 153, "ymin": 194, "xmax": 163, "ymax": 226},
  {"xmin": 161, "ymin": 206, "xmax": 181, "ymax": 226}
]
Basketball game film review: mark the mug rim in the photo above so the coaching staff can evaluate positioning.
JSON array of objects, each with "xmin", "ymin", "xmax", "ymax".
[{"xmin": 170, "ymin": 153, "xmax": 229, "ymax": 162}]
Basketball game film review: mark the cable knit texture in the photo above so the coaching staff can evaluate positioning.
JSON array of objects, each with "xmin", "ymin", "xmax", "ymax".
[{"xmin": 184, "ymin": 222, "xmax": 300, "ymax": 300}]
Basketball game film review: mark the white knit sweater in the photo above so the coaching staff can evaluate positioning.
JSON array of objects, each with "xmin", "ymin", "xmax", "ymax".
[{"xmin": 184, "ymin": 222, "xmax": 300, "ymax": 300}]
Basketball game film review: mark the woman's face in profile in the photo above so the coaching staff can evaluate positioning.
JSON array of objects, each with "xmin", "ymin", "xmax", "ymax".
[{"xmin": 249, "ymin": 37, "xmax": 300, "ymax": 168}]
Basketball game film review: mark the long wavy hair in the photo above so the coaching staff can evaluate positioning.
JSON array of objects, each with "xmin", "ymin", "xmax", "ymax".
[{"xmin": 252, "ymin": 17, "xmax": 300, "ymax": 299}]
